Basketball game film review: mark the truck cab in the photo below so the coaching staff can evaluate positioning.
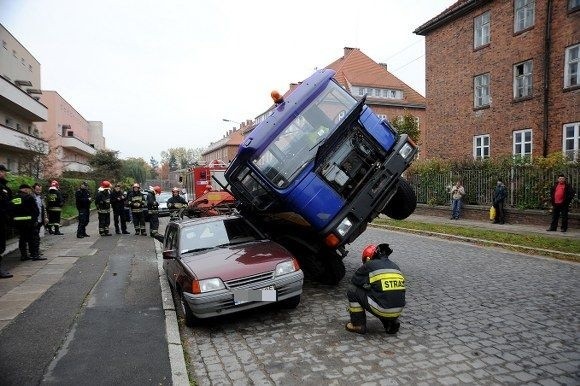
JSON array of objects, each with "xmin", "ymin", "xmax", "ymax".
[{"xmin": 225, "ymin": 69, "xmax": 417, "ymax": 284}]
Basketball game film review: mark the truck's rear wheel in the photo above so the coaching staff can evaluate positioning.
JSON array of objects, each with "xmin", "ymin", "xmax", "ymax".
[{"xmin": 382, "ymin": 177, "xmax": 417, "ymax": 220}]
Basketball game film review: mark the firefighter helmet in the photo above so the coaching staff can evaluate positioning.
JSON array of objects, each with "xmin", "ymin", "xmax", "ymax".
[
  {"xmin": 100, "ymin": 180, "xmax": 111, "ymax": 189},
  {"xmin": 50, "ymin": 180, "xmax": 59, "ymax": 188},
  {"xmin": 153, "ymin": 186, "xmax": 162, "ymax": 194},
  {"xmin": 172, "ymin": 187, "xmax": 180, "ymax": 193},
  {"xmin": 132, "ymin": 183, "xmax": 140, "ymax": 189},
  {"xmin": 361, "ymin": 245, "xmax": 378, "ymax": 263}
]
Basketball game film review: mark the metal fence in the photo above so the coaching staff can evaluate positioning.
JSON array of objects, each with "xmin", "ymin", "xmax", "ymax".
[{"xmin": 407, "ymin": 166, "xmax": 580, "ymax": 211}]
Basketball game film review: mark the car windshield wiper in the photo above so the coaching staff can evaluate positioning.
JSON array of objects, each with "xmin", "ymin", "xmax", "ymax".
[{"xmin": 181, "ymin": 247, "xmax": 215, "ymax": 254}]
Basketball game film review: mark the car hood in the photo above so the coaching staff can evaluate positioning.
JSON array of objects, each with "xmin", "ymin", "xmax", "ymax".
[{"xmin": 181, "ymin": 240, "xmax": 294, "ymax": 281}]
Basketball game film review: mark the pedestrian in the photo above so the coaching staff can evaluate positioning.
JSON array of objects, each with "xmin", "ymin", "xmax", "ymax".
[
  {"xmin": 75, "ymin": 181, "xmax": 92, "ymax": 238},
  {"xmin": 147, "ymin": 186, "xmax": 161, "ymax": 237},
  {"xmin": 111, "ymin": 183, "xmax": 130, "ymax": 234},
  {"xmin": 345, "ymin": 243, "xmax": 405, "ymax": 335},
  {"xmin": 167, "ymin": 187, "xmax": 188, "ymax": 220},
  {"xmin": 10, "ymin": 184, "xmax": 45, "ymax": 261},
  {"xmin": 127, "ymin": 183, "xmax": 147, "ymax": 235},
  {"xmin": 0, "ymin": 164, "xmax": 13, "ymax": 278},
  {"xmin": 450, "ymin": 180, "xmax": 465, "ymax": 220},
  {"xmin": 492, "ymin": 178, "xmax": 507, "ymax": 224},
  {"xmin": 31, "ymin": 183, "xmax": 48, "ymax": 259},
  {"xmin": 46, "ymin": 180, "xmax": 64, "ymax": 235},
  {"xmin": 547, "ymin": 174, "xmax": 576, "ymax": 233},
  {"xmin": 95, "ymin": 180, "xmax": 113, "ymax": 236}
]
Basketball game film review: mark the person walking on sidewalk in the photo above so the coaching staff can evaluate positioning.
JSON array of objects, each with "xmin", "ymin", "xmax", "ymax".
[
  {"xmin": 345, "ymin": 243, "xmax": 405, "ymax": 335},
  {"xmin": 492, "ymin": 179, "xmax": 507, "ymax": 224},
  {"xmin": 450, "ymin": 180, "xmax": 465, "ymax": 220},
  {"xmin": 75, "ymin": 181, "xmax": 92, "ymax": 238},
  {"xmin": 46, "ymin": 180, "xmax": 64, "ymax": 235},
  {"xmin": 95, "ymin": 181, "xmax": 113, "ymax": 236},
  {"xmin": 111, "ymin": 183, "xmax": 129, "ymax": 234},
  {"xmin": 0, "ymin": 165, "xmax": 13, "ymax": 278},
  {"xmin": 10, "ymin": 184, "xmax": 44, "ymax": 261},
  {"xmin": 127, "ymin": 183, "xmax": 147, "ymax": 236},
  {"xmin": 547, "ymin": 174, "xmax": 576, "ymax": 233}
]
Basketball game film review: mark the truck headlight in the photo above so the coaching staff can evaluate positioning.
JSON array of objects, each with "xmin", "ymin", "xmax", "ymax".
[
  {"xmin": 192, "ymin": 278, "xmax": 225, "ymax": 294},
  {"xmin": 275, "ymin": 260, "xmax": 298, "ymax": 276},
  {"xmin": 398, "ymin": 142, "xmax": 414, "ymax": 160},
  {"xmin": 336, "ymin": 217, "xmax": 353, "ymax": 237}
]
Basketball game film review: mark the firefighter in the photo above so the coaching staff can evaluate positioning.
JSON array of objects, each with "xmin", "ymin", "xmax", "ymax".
[
  {"xmin": 127, "ymin": 183, "xmax": 146, "ymax": 235},
  {"xmin": 10, "ymin": 184, "xmax": 44, "ymax": 261},
  {"xmin": 0, "ymin": 164, "xmax": 13, "ymax": 278},
  {"xmin": 95, "ymin": 180, "xmax": 113, "ymax": 236},
  {"xmin": 111, "ymin": 183, "xmax": 129, "ymax": 234},
  {"xmin": 345, "ymin": 243, "xmax": 405, "ymax": 335},
  {"xmin": 167, "ymin": 187, "xmax": 187, "ymax": 220},
  {"xmin": 75, "ymin": 181, "xmax": 92, "ymax": 238},
  {"xmin": 146, "ymin": 186, "xmax": 161, "ymax": 237},
  {"xmin": 46, "ymin": 180, "xmax": 64, "ymax": 235}
]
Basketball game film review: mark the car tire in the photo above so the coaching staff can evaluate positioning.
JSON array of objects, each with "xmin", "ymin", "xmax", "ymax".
[
  {"xmin": 279, "ymin": 295, "xmax": 301, "ymax": 309},
  {"xmin": 382, "ymin": 177, "xmax": 417, "ymax": 220},
  {"xmin": 179, "ymin": 290, "xmax": 197, "ymax": 327}
]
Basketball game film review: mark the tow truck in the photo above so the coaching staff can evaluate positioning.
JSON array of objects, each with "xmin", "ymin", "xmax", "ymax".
[{"xmin": 221, "ymin": 69, "xmax": 418, "ymax": 284}]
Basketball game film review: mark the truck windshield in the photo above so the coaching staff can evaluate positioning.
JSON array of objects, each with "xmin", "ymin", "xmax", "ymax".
[{"xmin": 253, "ymin": 81, "xmax": 357, "ymax": 188}]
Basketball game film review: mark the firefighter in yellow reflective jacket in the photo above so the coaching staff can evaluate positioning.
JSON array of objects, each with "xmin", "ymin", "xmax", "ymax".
[
  {"xmin": 10, "ymin": 184, "xmax": 43, "ymax": 261},
  {"xmin": 127, "ymin": 183, "xmax": 147, "ymax": 235},
  {"xmin": 46, "ymin": 180, "xmax": 64, "ymax": 235},
  {"xmin": 346, "ymin": 243, "xmax": 405, "ymax": 335},
  {"xmin": 167, "ymin": 187, "xmax": 187, "ymax": 220},
  {"xmin": 95, "ymin": 181, "xmax": 113, "ymax": 236},
  {"xmin": 146, "ymin": 186, "xmax": 161, "ymax": 237}
]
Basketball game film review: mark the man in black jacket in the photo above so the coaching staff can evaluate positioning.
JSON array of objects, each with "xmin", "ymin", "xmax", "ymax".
[
  {"xmin": 75, "ymin": 181, "xmax": 92, "ymax": 238},
  {"xmin": 346, "ymin": 243, "xmax": 405, "ymax": 335},
  {"xmin": 547, "ymin": 174, "xmax": 576, "ymax": 233},
  {"xmin": 11, "ymin": 184, "xmax": 44, "ymax": 261},
  {"xmin": 492, "ymin": 179, "xmax": 507, "ymax": 224},
  {"xmin": 0, "ymin": 165, "xmax": 13, "ymax": 278},
  {"xmin": 111, "ymin": 183, "xmax": 129, "ymax": 234}
]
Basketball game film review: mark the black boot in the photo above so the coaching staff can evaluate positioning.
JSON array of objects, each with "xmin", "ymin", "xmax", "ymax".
[
  {"xmin": 54, "ymin": 225, "xmax": 64, "ymax": 235},
  {"xmin": 381, "ymin": 318, "xmax": 400, "ymax": 335}
]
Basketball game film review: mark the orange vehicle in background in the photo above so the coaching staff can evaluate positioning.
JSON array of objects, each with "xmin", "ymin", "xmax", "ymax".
[{"xmin": 181, "ymin": 160, "xmax": 235, "ymax": 217}]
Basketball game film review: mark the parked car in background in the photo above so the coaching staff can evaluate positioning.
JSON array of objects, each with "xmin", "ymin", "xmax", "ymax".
[
  {"xmin": 156, "ymin": 192, "xmax": 173, "ymax": 217},
  {"xmin": 161, "ymin": 214, "xmax": 304, "ymax": 326}
]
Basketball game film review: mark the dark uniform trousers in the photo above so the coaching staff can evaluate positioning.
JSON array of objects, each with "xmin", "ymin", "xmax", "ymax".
[
  {"xmin": 47, "ymin": 208, "xmax": 62, "ymax": 232},
  {"xmin": 98, "ymin": 210, "xmax": 111, "ymax": 236},
  {"xmin": 14, "ymin": 221, "xmax": 38, "ymax": 259},
  {"xmin": 113, "ymin": 208, "xmax": 127, "ymax": 233},
  {"xmin": 77, "ymin": 209, "xmax": 90, "ymax": 237},
  {"xmin": 148, "ymin": 210, "xmax": 159, "ymax": 237}
]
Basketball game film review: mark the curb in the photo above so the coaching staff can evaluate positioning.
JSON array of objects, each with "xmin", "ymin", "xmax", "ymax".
[
  {"xmin": 370, "ymin": 223, "xmax": 580, "ymax": 262},
  {"xmin": 154, "ymin": 240, "xmax": 189, "ymax": 386}
]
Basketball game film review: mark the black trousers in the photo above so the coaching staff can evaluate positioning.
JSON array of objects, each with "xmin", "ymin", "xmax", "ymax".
[
  {"xmin": 15, "ymin": 221, "xmax": 38, "ymax": 258},
  {"xmin": 98, "ymin": 211, "xmax": 111, "ymax": 235},
  {"xmin": 148, "ymin": 212, "xmax": 159, "ymax": 236},
  {"xmin": 47, "ymin": 209, "xmax": 62, "ymax": 228},
  {"xmin": 346, "ymin": 284, "xmax": 399, "ymax": 326},
  {"xmin": 113, "ymin": 209, "xmax": 127, "ymax": 232},
  {"xmin": 131, "ymin": 210, "xmax": 145, "ymax": 232},
  {"xmin": 493, "ymin": 201, "xmax": 505, "ymax": 224},
  {"xmin": 77, "ymin": 208, "xmax": 90, "ymax": 237},
  {"xmin": 549, "ymin": 204, "xmax": 569, "ymax": 231}
]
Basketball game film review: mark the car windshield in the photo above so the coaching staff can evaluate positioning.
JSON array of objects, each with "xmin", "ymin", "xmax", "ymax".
[
  {"xmin": 253, "ymin": 81, "xmax": 357, "ymax": 188},
  {"xmin": 180, "ymin": 217, "xmax": 263, "ymax": 253},
  {"xmin": 157, "ymin": 192, "xmax": 172, "ymax": 203}
]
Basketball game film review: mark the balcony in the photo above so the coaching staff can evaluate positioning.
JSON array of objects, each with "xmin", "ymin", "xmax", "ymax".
[
  {"xmin": 62, "ymin": 160, "xmax": 91, "ymax": 173},
  {"xmin": 0, "ymin": 124, "xmax": 48, "ymax": 154},
  {"xmin": 61, "ymin": 136, "xmax": 97, "ymax": 156},
  {"xmin": 0, "ymin": 76, "xmax": 48, "ymax": 121}
]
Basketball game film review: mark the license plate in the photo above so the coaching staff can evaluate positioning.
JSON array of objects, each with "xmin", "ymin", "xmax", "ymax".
[{"xmin": 233, "ymin": 286, "xmax": 277, "ymax": 305}]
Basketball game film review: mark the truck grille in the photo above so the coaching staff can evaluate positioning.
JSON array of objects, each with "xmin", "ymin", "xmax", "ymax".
[{"xmin": 224, "ymin": 271, "xmax": 274, "ymax": 289}]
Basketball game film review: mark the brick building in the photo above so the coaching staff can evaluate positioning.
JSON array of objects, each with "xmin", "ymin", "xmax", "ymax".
[{"xmin": 414, "ymin": 0, "xmax": 580, "ymax": 161}]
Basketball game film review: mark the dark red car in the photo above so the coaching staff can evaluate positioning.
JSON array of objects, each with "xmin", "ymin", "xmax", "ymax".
[{"xmin": 162, "ymin": 214, "xmax": 304, "ymax": 326}]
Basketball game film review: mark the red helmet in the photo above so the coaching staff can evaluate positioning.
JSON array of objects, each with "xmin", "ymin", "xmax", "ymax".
[
  {"xmin": 362, "ymin": 245, "xmax": 378, "ymax": 263},
  {"xmin": 100, "ymin": 180, "xmax": 111, "ymax": 189},
  {"xmin": 50, "ymin": 180, "xmax": 59, "ymax": 188},
  {"xmin": 153, "ymin": 186, "xmax": 162, "ymax": 194}
]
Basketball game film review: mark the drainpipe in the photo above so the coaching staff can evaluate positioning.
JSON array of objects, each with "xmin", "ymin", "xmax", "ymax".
[{"xmin": 542, "ymin": 0, "xmax": 553, "ymax": 157}]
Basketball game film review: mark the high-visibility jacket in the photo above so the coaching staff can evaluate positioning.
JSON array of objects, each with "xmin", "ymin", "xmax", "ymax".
[
  {"xmin": 127, "ymin": 190, "xmax": 146, "ymax": 212},
  {"xmin": 95, "ymin": 188, "xmax": 111, "ymax": 213},
  {"xmin": 46, "ymin": 187, "xmax": 64, "ymax": 211},
  {"xmin": 10, "ymin": 191, "xmax": 39, "ymax": 224}
]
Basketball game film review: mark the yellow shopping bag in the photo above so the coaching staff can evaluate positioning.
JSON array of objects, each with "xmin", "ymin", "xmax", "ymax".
[{"xmin": 489, "ymin": 206, "xmax": 496, "ymax": 221}]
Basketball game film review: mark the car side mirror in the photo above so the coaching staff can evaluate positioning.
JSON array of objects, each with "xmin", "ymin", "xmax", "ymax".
[
  {"xmin": 154, "ymin": 234, "xmax": 165, "ymax": 243},
  {"xmin": 162, "ymin": 249, "xmax": 177, "ymax": 259}
]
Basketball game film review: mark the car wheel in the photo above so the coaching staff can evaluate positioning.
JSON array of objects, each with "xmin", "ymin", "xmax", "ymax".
[
  {"xmin": 178, "ymin": 290, "xmax": 197, "ymax": 327},
  {"xmin": 382, "ymin": 177, "xmax": 417, "ymax": 220},
  {"xmin": 279, "ymin": 295, "xmax": 301, "ymax": 309}
]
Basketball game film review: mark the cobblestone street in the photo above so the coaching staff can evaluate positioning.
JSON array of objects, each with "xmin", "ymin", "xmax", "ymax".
[{"xmin": 179, "ymin": 227, "xmax": 579, "ymax": 385}]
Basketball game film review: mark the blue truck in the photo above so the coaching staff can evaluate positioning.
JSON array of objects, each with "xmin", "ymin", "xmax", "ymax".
[{"xmin": 224, "ymin": 69, "xmax": 418, "ymax": 284}]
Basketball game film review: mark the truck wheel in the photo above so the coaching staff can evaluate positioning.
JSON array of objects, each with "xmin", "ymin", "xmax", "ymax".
[
  {"xmin": 279, "ymin": 295, "xmax": 301, "ymax": 309},
  {"xmin": 318, "ymin": 254, "xmax": 346, "ymax": 285},
  {"xmin": 382, "ymin": 178, "xmax": 417, "ymax": 220}
]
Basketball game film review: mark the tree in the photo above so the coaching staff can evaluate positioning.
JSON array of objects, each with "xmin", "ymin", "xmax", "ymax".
[
  {"xmin": 159, "ymin": 162, "xmax": 170, "ymax": 180},
  {"xmin": 121, "ymin": 157, "xmax": 149, "ymax": 184},
  {"xmin": 88, "ymin": 149, "xmax": 122, "ymax": 183},
  {"xmin": 391, "ymin": 112, "xmax": 421, "ymax": 144},
  {"xmin": 149, "ymin": 157, "xmax": 159, "ymax": 179},
  {"xmin": 160, "ymin": 147, "xmax": 204, "ymax": 170},
  {"xmin": 19, "ymin": 135, "xmax": 53, "ymax": 178}
]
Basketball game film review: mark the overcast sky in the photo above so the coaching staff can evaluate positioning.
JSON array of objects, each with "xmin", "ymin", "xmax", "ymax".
[{"xmin": 0, "ymin": 0, "xmax": 455, "ymax": 162}]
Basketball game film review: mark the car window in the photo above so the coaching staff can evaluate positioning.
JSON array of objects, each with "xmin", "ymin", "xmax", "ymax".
[
  {"xmin": 180, "ymin": 217, "xmax": 262, "ymax": 253},
  {"xmin": 164, "ymin": 226, "xmax": 178, "ymax": 250}
]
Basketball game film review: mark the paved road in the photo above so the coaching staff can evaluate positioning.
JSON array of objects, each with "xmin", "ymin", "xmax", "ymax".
[{"xmin": 179, "ymin": 226, "xmax": 580, "ymax": 385}]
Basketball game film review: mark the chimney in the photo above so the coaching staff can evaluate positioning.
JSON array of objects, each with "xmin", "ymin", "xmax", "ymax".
[
  {"xmin": 379, "ymin": 63, "xmax": 388, "ymax": 71},
  {"xmin": 344, "ymin": 47, "xmax": 358, "ymax": 56}
]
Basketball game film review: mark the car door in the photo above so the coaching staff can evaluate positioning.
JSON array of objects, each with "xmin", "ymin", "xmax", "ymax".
[{"xmin": 163, "ymin": 224, "xmax": 179, "ymax": 287}]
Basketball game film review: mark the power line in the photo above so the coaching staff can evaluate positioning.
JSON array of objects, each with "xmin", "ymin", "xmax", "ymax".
[
  {"xmin": 391, "ymin": 54, "xmax": 425, "ymax": 72},
  {"xmin": 383, "ymin": 39, "xmax": 423, "ymax": 61}
]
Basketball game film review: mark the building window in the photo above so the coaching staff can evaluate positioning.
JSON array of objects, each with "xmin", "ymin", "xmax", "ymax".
[
  {"xmin": 358, "ymin": 88, "xmax": 366, "ymax": 96},
  {"xmin": 474, "ymin": 11, "xmax": 491, "ymax": 48},
  {"xmin": 2, "ymin": 40, "xmax": 6, "ymax": 50},
  {"xmin": 514, "ymin": 0, "xmax": 535, "ymax": 32},
  {"xmin": 569, "ymin": 0, "xmax": 580, "ymax": 12},
  {"xmin": 564, "ymin": 44, "xmax": 579, "ymax": 88},
  {"xmin": 563, "ymin": 122, "xmax": 580, "ymax": 161},
  {"xmin": 474, "ymin": 73, "xmax": 490, "ymax": 108},
  {"xmin": 474, "ymin": 135, "xmax": 490, "ymax": 159},
  {"xmin": 513, "ymin": 129, "xmax": 532, "ymax": 157},
  {"xmin": 514, "ymin": 60, "xmax": 533, "ymax": 99}
]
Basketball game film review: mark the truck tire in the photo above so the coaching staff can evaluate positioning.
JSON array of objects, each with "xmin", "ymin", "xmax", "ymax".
[
  {"xmin": 279, "ymin": 295, "xmax": 301, "ymax": 309},
  {"xmin": 382, "ymin": 178, "xmax": 417, "ymax": 220}
]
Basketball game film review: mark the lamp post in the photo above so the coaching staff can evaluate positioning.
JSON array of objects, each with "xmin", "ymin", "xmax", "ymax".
[{"xmin": 222, "ymin": 118, "xmax": 241, "ymax": 126}]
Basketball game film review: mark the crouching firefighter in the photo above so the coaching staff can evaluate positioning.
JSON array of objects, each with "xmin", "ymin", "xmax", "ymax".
[
  {"xmin": 147, "ymin": 186, "xmax": 161, "ymax": 237},
  {"xmin": 46, "ymin": 180, "xmax": 64, "ymax": 235},
  {"xmin": 346, "ymin": 243, "xmax": 405, "ymax": 335},
  {"xmin": 95, "ymin": 180, "xmax": 113, "ymax": 236}
]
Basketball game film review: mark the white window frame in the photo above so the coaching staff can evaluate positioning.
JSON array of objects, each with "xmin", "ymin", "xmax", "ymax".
[
  {"xmin": 473, "ymin": 135, "xmax": 490, "ymax": 159},
  {"xmin": 474, "ymin": 11, "xmax": 491, "ymax": 48},
  {"xmin": 564, "ymin": 44, "xmax": 579, "ymax": 88},
  {"xmin": 563, "ymin": 122, "xmax": 580, "ymax": 162},
  {"xmin": 514, "ymin": 0, "xmax": 535, "ymax": 33},
  {"xmin": 514, "ymin": 60, "xmax": 533, "ymax": 99},
  {"xmin": 513, "ymin": 129, "xmax": 533, "ymax": 157},
  {"xmin": 474, "ymin": 73, "xmax": 490, "ymax": 108}
]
